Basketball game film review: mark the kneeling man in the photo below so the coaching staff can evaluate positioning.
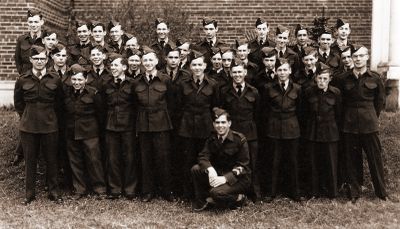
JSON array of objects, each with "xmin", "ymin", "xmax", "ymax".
[{"xmin": 191, "ymin": 108, "xmax": 251, "ymax": 211}]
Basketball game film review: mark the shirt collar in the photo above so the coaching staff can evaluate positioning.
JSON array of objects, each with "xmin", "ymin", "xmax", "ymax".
[
  {"xmin": 158, "ymin": 37, "xmax": 169, "ymax": 44},
  {"xmin": 54, "ymin": 65, "xmax": 67, "ymax": 73},
  {"xmin": 32, "ymin": 68, "xmax": 47, "ymax": 79},
  {"xmin": 319, "ymin": 48, "xmax": 330, "ymax": 57},
  {"xmin": 145, "ymin": 70, "xmax": 158, "ymax": 80},
  {"xmin": 30, "ymin": 31, "xmax": 42, "ymax": 38},
  {"xmin": 275, "ymin": 46, "xmax": 287, "ymax": 54},
  {"xmin": 233, "ymin": 82, "xmax": 246, "ymax": 90},
  {"xmin": 114, "ymin": 74, "xmax": 126, "ymax": 83},
  {"xmin": 279, "ymin": 79, "xmax": 289, "ymax": 89},
  {"xmin": 218, "ymin": 129, "xmax": 233, "ymax": 142}
]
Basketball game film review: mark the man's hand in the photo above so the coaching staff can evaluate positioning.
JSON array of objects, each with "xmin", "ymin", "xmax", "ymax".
[
  {"xmin": 209, "ymin": 176, "xmax": 227, "ymax": 188},
  {"xmin": 207, "ymin": 167, "xmax": 218, "ymax": 178}
]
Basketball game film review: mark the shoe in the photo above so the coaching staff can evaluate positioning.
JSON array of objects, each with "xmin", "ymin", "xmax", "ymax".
[
  {"xmin": 70, "ymin": 193, "xmax": 86, "ymax": 200},
  {"xmin": 125, "ymin": 194, "xmax": 136, "ymax": 200},
  {"xmin": 11, "ymin": 154, "xmax": 23, "ymax": 166},
  {"xmin": 192, "ymin": 199, "xmax": 209, "ymax": 212},
  {"xmin": 107, "ymin": 193, "xmax": 121, "ymax": 200},
  {"xmin": 142, "ymin": 193, "xmax": 153, "ymax": 202},
  {"xmin": 230, "ymin": 194, "xmax": 247, "ymax": 209},
  {"xmin": 380, "ymin": 195, "xmax": 399, "ymax": 203},
  {"xmin": 164, "ymin": 192, "xmax": 176, "ymax": 202},
  {"xmin": 350, "ymin": 197, "xmax": 358, "ymax": 204},
  {"xmin": 22, "ymin": 197, "xmax": 35, "ymax": 205},
  {"xmin": 95, "ymin": 193, "xmax": 107, "ymax": 200},
  {"xmin": 264, "ymin": 196, "xmax": 274, "ymax": 203},
  {"xmin": 48, "ymin": 195, "xmax": 63, "ymax": 204}
]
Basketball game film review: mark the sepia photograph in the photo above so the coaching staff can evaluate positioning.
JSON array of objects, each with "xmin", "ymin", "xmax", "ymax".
[{"xmin": 0, "ymin": 0, "xmax": 399, "ymax": 228}]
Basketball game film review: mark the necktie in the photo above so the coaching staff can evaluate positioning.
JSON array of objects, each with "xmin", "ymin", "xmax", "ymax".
[
  {"xmin": 57, "ymin": 70, "xmax": 63, "ymax": 78},
  {"xmin": 281, "ymin": 82, "xmax": 286, "ymax": 92},
  {"xmin": 74, "ymin": 90, "xmax": 80, "ymax": 98},
  {"xmin": 36, "ymin": 71, "xmax": 42, "ymax": 80},
  {"xmin": 116, "ymin": 78, "xmax": 122, "ymax": 88},
  {"xmin": 236, "ymin": 84, "xmax": 242, "ymax": 96},
  {"xmin": 267, "ymin": 70, "xmax": 273, "ymax": 78},
  {"xmin": 260, "ymin": 39, "xmax": 263, "ymax": 46},
  {"xmin": 160, "ymin": 40, "xmax": 165, "ymax": 48},
  {"xmin": 323, "ymin": 52, "xmax": 328, "ymax": 60},
  {"xmin": 196, "ymin": 79, "xmax": 201, "ymax": 88},
  {"xmin": 279, "ymin": 51, "xmax": 284, "ymax": 58},
  {"xmin": 148, "ymin": 74, "xmax": 153, "ymax": 83},
  {"xmin": 96, "ymin": 68, "xmax": 101, "ymax": 76},
  {"xmin": 218, "ymin": 136, "xmax": 223, "ymax": 144},
  {"xmin": 209, "ymin": 40, "xmax": 213, "ymax": 47},
  {"xmin": 32, "ymin": 34, "xmax": 37, "ymax": 41},
  {"xmin": 170, "ymin": 71, "xmax": 174, "ymax": 80},
  {"xmin": 308, "ymin": 70, "xmax": 313, "ymax": 78}
]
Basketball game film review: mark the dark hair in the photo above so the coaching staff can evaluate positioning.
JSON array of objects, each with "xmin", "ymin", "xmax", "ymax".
[{"xmin": 212, "ymin": 107, "xmax": 231, "ymax": 122}]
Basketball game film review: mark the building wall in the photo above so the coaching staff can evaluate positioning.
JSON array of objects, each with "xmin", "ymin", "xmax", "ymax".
[
  {"xmin": 0, "ymin": 0, "xmax": 372, "ymax": 80},
  {"xmin": 0, "ymin": 0, "xmax": 70, "ymax": 80}
]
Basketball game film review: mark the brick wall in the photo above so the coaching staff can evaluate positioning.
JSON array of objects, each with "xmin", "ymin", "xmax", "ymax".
[
  {"xmin": 0, "ymin": 0, "xmax": 372, "ymax": 80},
  {"xmin": 71, "ymin": 0, "xmax": 372, "ymax": 46},
  {"xmin": 0, "ymin": 0, "xmax": 70, "ymax": 80}
]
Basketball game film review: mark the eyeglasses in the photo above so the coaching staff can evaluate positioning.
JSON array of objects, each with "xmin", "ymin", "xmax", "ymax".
[{"xmin": 32, "ymin": 57, "xmax": 47, "ymax": 62}]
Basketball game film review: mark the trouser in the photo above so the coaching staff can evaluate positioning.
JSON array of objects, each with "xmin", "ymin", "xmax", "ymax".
[
  {"xmin": 106, "ymin": 130, "xmax": 138, "ymax": 196},
  {"xmin": 270, "ymin": 138, "xmax": 300, "ymax": 199},
  {"xmin": 20, "ymin": 131, "xmax": 59, "ymax": 199},
  {"xmin": 258, "ymin": 137, "xmax": 274, "ymax": 196},
  {"xmin": 179, "ymin": 137, "xmax": 207, "ymax": 199},
  {"xmin": 191, "ymin": 164, "xmax": 250, "ymax": 206},
  {"xmin": 308, "ymin": 141, "xmax": 338, "ymax": 198},
  {"xmin": 58, "ymin": 129, "xmax": 72, "ymax": 190},
  {"xmin": 67, "ymin": 137, "xmax": 106, "ymax": 195},
  {"xmin": 298, "ymin": 137, "xmax": 311, "ymax": 196},
  {"xmin": 247, "ymin": 140, "xmax": 261, "ymax": 199},
  {"xmin": 343, "ymin": 132, "xmax": 387, "ymax": 198},
  {"xmin": 139, "ymin": 131, "xmax": 172, "ymax": 195},
  {"xmin": 15, "ymin": 136, "xmax": 23, "ymax": 157}
]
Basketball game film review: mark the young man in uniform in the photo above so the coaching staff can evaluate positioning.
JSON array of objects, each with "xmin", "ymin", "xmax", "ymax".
[
  {"xmin": 176, "ymin": 38, "xmax": 192, "ymax": 71},
  {"xmin": 235, "ymin": 40, "xmax": 259, "ymax": 85},
  {"xmin": 219, "ymin": 63, "xmax": 261, "ymax": 202},
  {"xmin": 303, "ymin": 63, "xmax": 341, "ymax": 198},
  {"xmin": 67, "ymin": 20, "xmax": 93, "ymax": 70},
  {"xmin": 14, "ymin": 45, "xmax": 64, "ymax": 205},
  {"xmin": 63, "ymin": 64, "xmax": 107, "ymax": 200},
  {"xmin": 108, "ymin": 20, "xmax": 129, "ymax": 54},
  {"xmin": 151, "ymin": 18, "xmax": 175, "ymax": 70},
  {"xmin": 331, "ymin": 19, "xmax": 354, "ymax": 55},
  {"xmin": 102, "ymin": 53, "xmax": 138, "ymax": 200},
  {"xmin": 339, "ymin": 45, "xmax": 388, "ymax": 203},
  {"xmin": 125, "ymin": 49, "xmax": 144, "ymax": 79},
  {"xmin": 86, "ymin": 45, "xmax": 112, "ymax": 90},
  {"xmin": 248, "ymin": 18, "xmax": 275, "ymax": 66},
  {"xmin": 317, "ymin": 29, "xmax": 341, "ymax": 75},
  {"xmin": 177, "ymin": 50, "xmax": 219, "ymax": 199},
  {"xmin": 191, "ymin": 108, "xmax": 251, "ymax": 211},
  {"xmin": 274, "ymin": 25, "xmax": 300, "ymax": 73},
  {"xmin": 263, "ymin": 58, "xmax": 302, "ymax": 202},
  {"xmin": 289, "ymin": 24, "xmax": 311, "ymax": 58},
  {"xmin": 133, "ymin": 47, "xmax": 174, "ymax": 202},
  {"xmin": 91, "ymin": 21, "xmax": 115, "ymax": 54}
]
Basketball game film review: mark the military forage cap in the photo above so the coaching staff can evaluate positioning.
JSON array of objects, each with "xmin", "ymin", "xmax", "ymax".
[
  {"xmin": 70, "ymin": 64, "xmax": 86, "ymax": 75},
  {"xmin": 27, "ymin": 9, "xmax": 42, "ymax": 18},
  {"xmin": 108, "ymin": 20, "xmax": 123, "ymax": 31},
  {"xmin": 50, "ymin": 43, "xmax": 66, "ymax": 56},
  {"xmin": 295, "ymin": 24, "xmax": 307, "ymax": 36},
  {"xmin": 202, "ymin": 17, "xmax": 217, "ymax": 27},
  {"xmin": 125, "ymin": 49, "xmax": 142, "ymax": 58},
  {"xmin": 108, "ymin": 53, "xmax": 124, "ymax": 62},
  {"xmin": 30, "ymin": 45, "xmax": 46, "ymax": 57},
  {"xmin": 276, "ymin": 25, "xmax": 289, "ymax": 35},
  {"xmin": 351, "ymin": 44, "xmax": 368, "ymax": 55},
  {"xmin": 190, "ymin": 49, "xmax": 206, "ymax": 61},
  {"xmin": 76, "ymin": 19, "xmax": 92, "ymax": 30},
  {"xmin": 155, "ymin": 18, "xmax": 168, "ymax": 27},
  {"xmin": 317, "ymin": 62, "xmax": 331, "ymax": 75},
  {"xmin": 211, "ymin": 47, "xmax": 222, "ymax": 56},
  {"xmin": 176, "ymin": 38, "xmax": 191, "ymax": 48},
  {"xmin": 255, "ymin": 17, "xmax": 267, "ymax": 27},
  {"xmin": 319, "ymin": 27, "xmax": 332, "ymax": 36},
  {"xmin": 261, "ymin": 47, "xmax": 277, "ymax": 58},
  {"xmin": 336, "ymin": 18, "xmax": 349, "ymax": 28},
  {"xmin": 42, "ymin": 30, "xmax": 57, "ymax": 38},
  {"xmin": 340, "ymin": 46, "xmax": 351, "ymax": 55},
  {"xmin": 235, "ymin": 39, "xmax": 248, "ymax": 49},
  {"xmin": 275, "ymin": 58, "xmax": 289, "ymax": 69},
  {"xmin": 303, "ymin": 47, "xmax": 317, "ymax": 57},
  {"xmin": 91, "ymin": 20, "xmax": 105, "ymax": 30},
  {"xmin": 141, "ymin": 45, "xmax": 156, "ymax": 55}
]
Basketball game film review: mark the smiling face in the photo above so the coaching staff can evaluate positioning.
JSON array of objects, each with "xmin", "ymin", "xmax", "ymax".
[
  {"xmin": 142, "ymin": 53, "xmax": 158, "ymax": 72},
  {"xmin": 110, "ymin": 25, "xmax": 124, "ymax": 43},
  {"xmin": 231, "ymin": 65, "xmax": 247, "ymax": 85},
  {"xmin": 211, "ymin": 53, "xmax": 222, "ymax": 70},
  {"xmin": 110, "ymin": 58, "xmax": 127, "ymax": 77},
  {"xmin": 30, "ymin": 51, "xmax": 48, "ymax": 71},
  {"xmin": 263, "ymin": 55, "xmax": 276, "ymax": 70},
  {"xmin": 156, "ymin": 22, "xmax": 169, "ymax": 40},
  {"xmin": 91, "ymin": 25, "xmax": 106, "ymax": 43},
  {"xmin": 178, "ymin": 43, "xmax": 191, "ymax": 59},
  {"xmin": 71, "ymin": 73, "xmax": 87, "ymax": 91},
  {"xmin": 302, "ymin": 54, "xmax": 318, "ymax": 70},
  {"xmin": 341, "ymin": 50, "xmax": 354, "ymax": 67},
  {"xmin": 236, "ymin": 44, "xmax": 250, "ymax": 60},
  {"xmin": 125, "ymin": 37, "xmax": 140, "ymax": 51},
  {"xmin": 319, "ymin": 34, "xmax": 333, "ymax": 51},
  {"xmin": 213, "ymin": 114, "xmax": 231, "ymax": 137},
  {"xmin": 128, "ymin": 55, "xmax": 141, "ymax": 71},
  {"xmin": 352, "ymin": 47, "xmax": 369, "ymax": 70},
  {"xmin": 190, "ymin": 57, "xmax": 206, "ymax": 77},
  {"xmin": 77, "ymin": 25, "xmax": 91, "ymax": 43},
  {"xmin": 51, "ymin": 49, "xmax": 67, "ymax": 67},
  {"xmin": 90, "ymin": 48, "xmax": 106, "ymax": 67},
  {"xmin": 27, "ymin": 15, "xmax": 44, "ymax": 34}
]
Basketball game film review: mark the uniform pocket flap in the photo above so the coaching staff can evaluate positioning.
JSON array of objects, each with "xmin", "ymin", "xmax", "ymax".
[
  {"xmin": 44, "ymin": 83, "xmax": 57, "ymax": 90},
  {"xmin": 364, "ymin": 81, "xmax": 377, "ymax": 89},
  {"xmin": 22, "ymin": 82, "xmax": 35, "ymax": 90}
]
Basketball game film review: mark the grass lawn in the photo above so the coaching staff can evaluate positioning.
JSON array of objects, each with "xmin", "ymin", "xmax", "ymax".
[{"xmin": 0, "ymin": 110, "xmax": 399, "ymax": 228}]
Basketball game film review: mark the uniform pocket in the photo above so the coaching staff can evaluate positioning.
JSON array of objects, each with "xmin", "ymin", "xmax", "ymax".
[
  {"xmin": 44, "ymin": 83, "xmax": 57, "ymax": 90},
  {"xmin": 22, "ymin": 82, "xmax": 35, "ymax": 90},
  {"xmin": 364, "ymin": 81, "xmax": 377, "ymax": 89}
]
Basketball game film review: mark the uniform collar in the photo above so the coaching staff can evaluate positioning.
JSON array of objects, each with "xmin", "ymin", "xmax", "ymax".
[
  {"xmin": 32, "ymin": 68, "xmax": 47, "ymax": 79},
  {"xmin": 319, "ymin": 48, "xmax": 330, "ymax": 57}
]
